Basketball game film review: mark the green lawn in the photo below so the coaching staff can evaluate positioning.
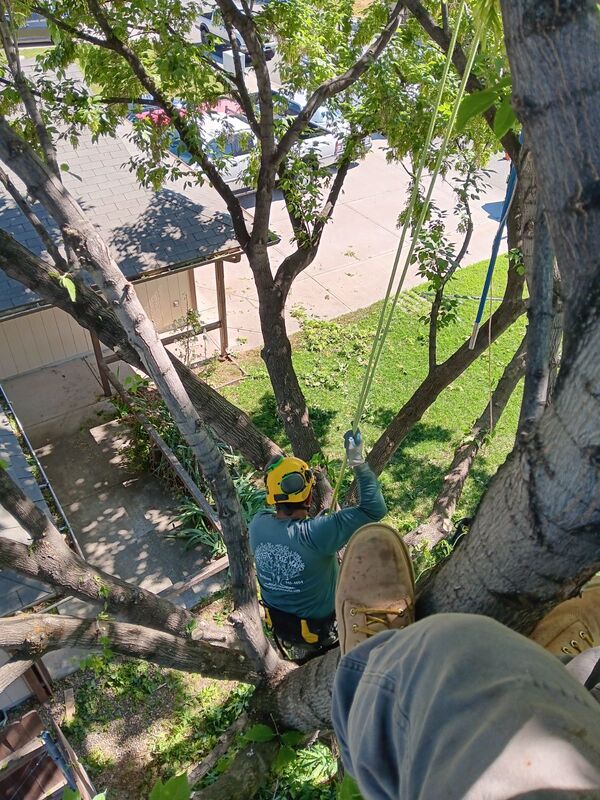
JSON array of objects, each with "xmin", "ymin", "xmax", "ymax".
[{"xmin": 219, "ymin": 255, "xmax": 525, "ymax": 533}]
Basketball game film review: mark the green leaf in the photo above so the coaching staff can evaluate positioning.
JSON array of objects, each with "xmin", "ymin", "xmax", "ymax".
[
  {"xmin": 493, "ymin": 94, "xmax": 517, "ymax": 140},
  {"xmin": 59, "ymin": 275, "xmax": 77, "ymax": 302},
  {"xmin": 60, "ymin": 162, "xmax": 70, "ymax": 171},
  {"xmin": 0, "ymin": 458, "xmax": 8, "ymax": 469},
  {"xmin": 149, "ymin": 773, "xmax": 190, "ymax": 800},
  {"xmin": 280, "ymin": 730, "xmax": 305, "ymax": 747},
  {"xmin": 337, "ymin": 774, "xmax": 363, "ymax": 800},
  {"xmin": 455, "ymin": 89, "xmax": 497, "ymax": 133},
  {"xmin": 61, "ymin": 790, "xmax": 81, "ymax": 800},
  {"xmin": 244, "ymin": 723, "xmax": 276, "ymax": 743},
  {"xmin": 273, "ymin": 745, "xmax": 297, "ymax": 772}
]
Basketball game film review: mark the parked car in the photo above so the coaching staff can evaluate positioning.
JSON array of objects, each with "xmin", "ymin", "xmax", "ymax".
[
  {"xmin": 196, "ymin": 4, "xmax": 275, "ymax": 63},
  {"xmin": 16, "ymin": 13, "xmax": 51, "ymax": 46},
  {"xmin": 169, "ymin": 111, "xmax": 344, "ymax": 189},
  {"xmin": 272, "ymin": 90, "xmax": 373, "ymax": 151}
]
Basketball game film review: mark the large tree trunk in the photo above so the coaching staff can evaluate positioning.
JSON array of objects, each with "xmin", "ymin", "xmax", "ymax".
[
  {"xmin": 0, "ymin": 231, "xmax": 281, "ymax": 470},
  {"xmin": 0, "ymin": 118, "xmax": 278, "ymax": 675},
  {"xmin": 254, "ymin": 260, "xmax": 322, "ymax": 460},
  {"xmin": 418, "ymin": 0, "xmax": 600, "ymax": 630}
]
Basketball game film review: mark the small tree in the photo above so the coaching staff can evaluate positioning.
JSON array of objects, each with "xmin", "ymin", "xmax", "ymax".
[{"xmin": 6, "ymin": 0, "xmax": 523, "ymax": 465}]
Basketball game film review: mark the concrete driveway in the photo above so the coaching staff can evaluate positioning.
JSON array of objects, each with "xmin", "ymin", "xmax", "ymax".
[{"xmin": 191, "ymin": 139, "xmax": 510, "ymax": 355}]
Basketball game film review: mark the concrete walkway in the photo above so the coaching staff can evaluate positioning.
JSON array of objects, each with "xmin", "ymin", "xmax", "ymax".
[{"xmin": 37, "ymin": 420, "xmax": 216, "ymax": 596}]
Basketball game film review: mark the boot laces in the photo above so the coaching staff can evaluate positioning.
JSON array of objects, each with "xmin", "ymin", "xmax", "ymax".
[
  {"xmin": 350, "ymin": 605, "xmax": 407, "ymax": 637},
  {"xmin": 561, "ymin": 628, "xmax": 594, "ymax": 655}
]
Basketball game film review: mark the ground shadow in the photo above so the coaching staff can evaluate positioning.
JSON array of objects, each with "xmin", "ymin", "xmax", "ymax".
[
  {"xmin": 246, "ymin": 392, "xmax": 338, "ymax": 451},
  {"xmin": 482, "ymin": 200, "xmax": 503, "ymax": 221},
  {"xmin": 382, "ymin": 422, "xmax": 455, "ymax": 518}
]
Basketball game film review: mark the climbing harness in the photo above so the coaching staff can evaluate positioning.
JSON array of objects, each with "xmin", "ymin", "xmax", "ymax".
[
  {"xmin": 262, "ymin": 600, "xmax": 338, "ymax": 663},
  {"xmin": 331, "ymin": 1, "xmax": 487, "ymax": 508}
]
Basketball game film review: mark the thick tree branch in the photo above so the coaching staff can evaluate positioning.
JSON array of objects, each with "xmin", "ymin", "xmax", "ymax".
[
  {"xmin": 31, "ymin": 3, "xmax": 107, "ymax": 46},
  {"xmin": 0, "ymin": 118, "xmax": 277, "ymax": 674},
  {"xmin": 405, "ymin": 333, "xmax": 527, "ymax": 551},
  {"xmin": 274, "ymin": 148, "xmax": 356, "ymax": 297},
  {"xmin": 216, "ymin": 2, "xmax": 261, "ymax": 137},
  {"xmin": 0, "ymin": 615, "xmax": 255, "ymax": 683},
  {"xmin": 275, "ymin": 1, "xmax": 406, "ymax": 164},
  {"xmin": 364, "ymin": 266, "xmax": 525, "ymax": 476},
  {"xmin": 215, "ymin": 0, "xmax": 276, "ymax": 246},
  {"xmin": 0, "ymin": 230, "xmax": 281, "ymax": 468},
  {"xmin": 0, "ymin": 167, "xmax": 66, "ymax": 269}
]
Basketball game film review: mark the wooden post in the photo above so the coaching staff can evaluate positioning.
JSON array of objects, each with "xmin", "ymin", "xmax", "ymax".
[
  {"xmin": 90, "ymin": 331, "xmax": 112, "ymax": 397},
  {"xmin": 214, "ymin": 260, "xmax": 229, "ymax": 359},
  {"xmin": 187, "ymin": 265, "xmax": 199, "ymax": 315},
  {"xmin": 22, "ymin": 660, "xmax": 53, "ymax": 703}
]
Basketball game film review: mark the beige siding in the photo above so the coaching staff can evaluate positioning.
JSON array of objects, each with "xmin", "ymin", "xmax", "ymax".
[
  {"xmin": 135, "ymin": 273, "xmax": 194, "ymax": 333},
  {"xmin": 0, "ymin": 272, "xmax": 195, "ymax": 379},
  {"xmin": 0, "ymin": 307, "xmax": 93, "ymax": 380}
]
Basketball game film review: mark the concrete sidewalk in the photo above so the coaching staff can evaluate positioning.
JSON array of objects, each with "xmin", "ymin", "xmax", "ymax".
[{"xmin": 190, "ymin": 141, "xmax": 510, "ymax": 357}]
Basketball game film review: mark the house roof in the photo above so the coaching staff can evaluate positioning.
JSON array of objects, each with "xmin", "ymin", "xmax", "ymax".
[{"xmin": 0, "ymin": 124, "xmax": 242, "ymax": 317}]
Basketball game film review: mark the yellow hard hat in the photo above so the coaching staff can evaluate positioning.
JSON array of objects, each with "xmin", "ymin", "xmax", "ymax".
[{"xmin": 264, "ymin": 455, "xmax": 315, "ymax": 505}]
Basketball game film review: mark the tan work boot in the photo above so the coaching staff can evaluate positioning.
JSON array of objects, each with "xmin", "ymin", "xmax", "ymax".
[
  {"xmin": 336, "ymin": 522, "xmax": 415, "ymax": 657},
  {"xmin": 530, "ymin": 582, "xmax": 600, "ymax": 657}
]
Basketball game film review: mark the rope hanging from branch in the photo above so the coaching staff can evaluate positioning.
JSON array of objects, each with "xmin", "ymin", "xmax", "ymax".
[{"xmin": 330, "ymin": 1, "xmax": 487, "ymax": 509}]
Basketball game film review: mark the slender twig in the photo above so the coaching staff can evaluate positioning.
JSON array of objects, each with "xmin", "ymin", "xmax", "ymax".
[
  {"xmin": 0, "ymin": 165, "xmax": 67, "ymax": 269},
  {"xmin": 0, "ymin": 4, "xmax": 60, "ymax": 178},
  {"xmin": 275, "ymin": 1, "xmax": 406, "ymax": 165}
]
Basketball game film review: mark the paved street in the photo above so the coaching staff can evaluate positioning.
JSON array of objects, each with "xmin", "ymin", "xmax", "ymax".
[{"xmin": 189, "ymin": 139, "xmax": 510, "ymax": 356}]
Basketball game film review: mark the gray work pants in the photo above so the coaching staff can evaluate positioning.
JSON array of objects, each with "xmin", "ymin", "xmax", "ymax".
[{"xmin": 332, "ymin": 614, "xmax": 600, "ymax": 799}]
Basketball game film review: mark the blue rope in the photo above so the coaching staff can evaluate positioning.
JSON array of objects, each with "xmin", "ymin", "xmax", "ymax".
[{"xmin": 469, "ymin": 164, "xmax": 518, "ymax": 349}]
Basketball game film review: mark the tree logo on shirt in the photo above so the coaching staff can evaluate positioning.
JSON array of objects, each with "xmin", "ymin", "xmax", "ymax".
[{"xmin": 254, "ymin": 543, "xmax": 305, "ymax": 593}]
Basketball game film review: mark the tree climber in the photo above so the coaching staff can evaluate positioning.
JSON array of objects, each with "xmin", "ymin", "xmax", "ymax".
[{"xmin": 249, "ymin": 430, "xmax": 387, "ymax": 662}]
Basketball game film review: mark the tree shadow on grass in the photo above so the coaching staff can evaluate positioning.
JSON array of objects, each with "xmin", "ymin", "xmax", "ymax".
[
  {"xmin": 380, "ymin": 422, "xmax": 455, "ymax": 522},
  {"xmin": 246, "ymin": 392, "xmax": 338, "ymax": 452}
]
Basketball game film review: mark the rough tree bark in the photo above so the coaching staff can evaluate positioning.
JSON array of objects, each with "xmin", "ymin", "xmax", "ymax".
[
  {"xmin": 405, "ymin": 333, "xmax": 527, "ymax": 551},
  {"xmin": 417, "ymin": 0, "xmax": 600, "ymax": 630},
  {"xmin": 0, "ymin": 230, "xmax": 281, "ymax": 469},
  {"xmin": 0, "ymin": 615, "xmax": 253, "ymax": 683},
  {"xmin": 0, "ymin": 119, "xmax": 278, "ymax": 675}
]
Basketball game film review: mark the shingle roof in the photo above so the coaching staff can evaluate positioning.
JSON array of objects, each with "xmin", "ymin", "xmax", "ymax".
[{"xmin": 0, "ymin": 126, "xmax": 241, "ymax": 315}]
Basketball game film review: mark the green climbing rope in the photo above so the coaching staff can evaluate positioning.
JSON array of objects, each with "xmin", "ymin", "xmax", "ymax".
[{"xmin": 330, "ymin": 6, "xmax": 487, "ymax": 509}]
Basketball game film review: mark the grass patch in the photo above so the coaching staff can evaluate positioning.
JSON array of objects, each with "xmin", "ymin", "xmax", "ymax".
[
  {"xmin": 216, "ymin": 255, "xmax": 525, "ymax": 532},
  {"xmin": 20, "ymin": 45, "xmax": 53, "ymax": 59}
]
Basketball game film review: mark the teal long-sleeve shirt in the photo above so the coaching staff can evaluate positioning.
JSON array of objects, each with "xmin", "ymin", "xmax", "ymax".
[{"xmin": 249, "ymin": 463, "xmax": 387, "ymax": 620}]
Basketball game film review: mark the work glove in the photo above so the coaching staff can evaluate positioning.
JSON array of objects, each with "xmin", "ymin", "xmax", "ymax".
[{"xmin": 344, "ymin": 428, "xmax": 364, "ymax": 468}]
